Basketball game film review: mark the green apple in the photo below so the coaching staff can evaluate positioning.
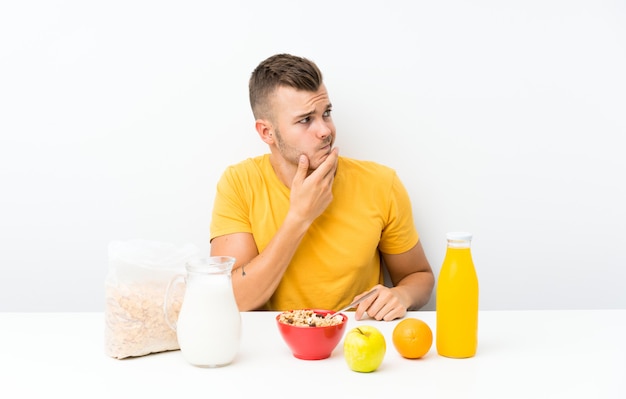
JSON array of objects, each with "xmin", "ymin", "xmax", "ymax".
[{"xmin": 343, "ymin": 325, "xmax": 386, "ymax": 372}]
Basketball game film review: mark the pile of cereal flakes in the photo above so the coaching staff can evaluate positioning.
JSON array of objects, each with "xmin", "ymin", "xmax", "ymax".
[{"xmin": 278, "ymin": 309, "xmax": 343, "ymax": 327}]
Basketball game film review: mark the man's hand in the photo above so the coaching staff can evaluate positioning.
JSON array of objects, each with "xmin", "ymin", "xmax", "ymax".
[
  {"xmin": 288, "ymin": 148, "xmax": 339, "ymax": 225},
  {"xmin": 353, "ymin": 243, "xmax": 435, "ymax": 321},
  {"xmin": 353, "ymin": 285, "xmax": 408, "ymax": 321}
]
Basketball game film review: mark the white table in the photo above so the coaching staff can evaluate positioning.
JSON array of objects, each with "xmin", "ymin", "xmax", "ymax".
[{"xmin": 1, "ymin": 310, "xmax": 625, "ymax": 398}]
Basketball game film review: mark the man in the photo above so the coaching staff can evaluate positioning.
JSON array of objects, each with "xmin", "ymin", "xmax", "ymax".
[{"xmin": 210, "ymin": 54, "xmax": 433, "ymax": 321}]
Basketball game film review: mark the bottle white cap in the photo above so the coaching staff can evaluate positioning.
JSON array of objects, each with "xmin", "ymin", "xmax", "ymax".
[{"xmin": 446, "ymin": 232, "xmax": 473, "ymax": 241}]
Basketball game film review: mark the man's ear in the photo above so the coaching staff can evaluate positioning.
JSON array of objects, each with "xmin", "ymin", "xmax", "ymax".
[{"xmin": 255, "ymin": 119, "xmax": 274, "ymax": 144}]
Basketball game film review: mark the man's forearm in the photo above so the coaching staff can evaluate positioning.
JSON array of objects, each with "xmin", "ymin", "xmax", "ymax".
[
  {"xmin": 230, "ymin": 213, "xmax": 311, "ymax": 310},
  {"xmin": 394, "ymin": 271, "xmax": 435, "ymax": 311}
]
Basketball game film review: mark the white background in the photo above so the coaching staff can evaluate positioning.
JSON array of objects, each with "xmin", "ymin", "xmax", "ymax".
[{"xmin": 1, "ymin": 0, "xmax": 624, "ymax": 312}]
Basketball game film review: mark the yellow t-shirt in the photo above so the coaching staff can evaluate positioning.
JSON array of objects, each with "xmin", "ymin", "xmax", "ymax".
[{"xmin": 210, "ymin": 154, "xmax": 419, "ymax": 311}]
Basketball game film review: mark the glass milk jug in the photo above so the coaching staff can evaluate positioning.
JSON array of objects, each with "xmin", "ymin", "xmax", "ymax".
[
  {"xmin": 165, "ymin": 256, "xmax": 241, "ymax": 367},
  {"xmin": 436, "ymin": 232, "xmax": 479, "ymax": 358}
]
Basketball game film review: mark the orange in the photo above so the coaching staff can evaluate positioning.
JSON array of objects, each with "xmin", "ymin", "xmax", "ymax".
[{"xmin": 392, "ymin": 317, "xmax": 433, "ymax": 359}]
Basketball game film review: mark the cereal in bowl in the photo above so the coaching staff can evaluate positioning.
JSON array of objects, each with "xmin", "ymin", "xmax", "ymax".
[{"xmin": 278, "ymin": 309, "xmax": 343, "ymax": 327}]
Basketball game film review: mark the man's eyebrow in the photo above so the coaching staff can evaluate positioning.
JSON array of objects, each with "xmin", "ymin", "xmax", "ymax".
[
  {"xmin": 295, "ymin": 109, "xmax": 314, "ymax": 120},
  {"xmin": 294, "ymin": 103, "xmax": 333, "ymax": 120}
]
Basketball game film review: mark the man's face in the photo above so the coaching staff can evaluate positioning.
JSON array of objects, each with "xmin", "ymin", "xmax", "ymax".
[{"xmin": 269, "ymin": 84, "xmax": 336, "ymax": 171}]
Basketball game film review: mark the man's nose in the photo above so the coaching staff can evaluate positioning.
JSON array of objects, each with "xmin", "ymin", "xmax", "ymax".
[{"xmin": 315, "ymin": 119, "xmax": 333, "ymax": 139}]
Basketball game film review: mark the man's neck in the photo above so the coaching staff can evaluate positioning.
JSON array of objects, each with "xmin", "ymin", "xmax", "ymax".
[{"xmin": 268, "ymin": 153, "xmax": 297, "ymax": 189}]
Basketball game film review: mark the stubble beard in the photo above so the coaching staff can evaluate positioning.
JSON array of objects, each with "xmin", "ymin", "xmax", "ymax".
[
  {"xmin": 274, "ymin": 128, "xmax": 333, "ymax": 172},
  {"xmin": 273, "ymin": 127, "xmax": 300, "ymax": 167}
]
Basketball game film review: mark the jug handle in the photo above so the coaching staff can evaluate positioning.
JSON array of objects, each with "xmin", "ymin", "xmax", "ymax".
[{"xmin": 163, "ymin": 274, "xmax": 184, "ymax": 331}]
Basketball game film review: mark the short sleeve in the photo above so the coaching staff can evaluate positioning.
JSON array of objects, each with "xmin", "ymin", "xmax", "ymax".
[{"xmin": 378, "ymin": 172, "xmax": 419, "ymax": 254}]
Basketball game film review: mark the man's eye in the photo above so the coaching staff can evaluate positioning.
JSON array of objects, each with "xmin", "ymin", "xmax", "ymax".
[
  {"xmin": 299, "ymin": 117, "xmax": 311, "ymax": 124},
  {"xmin": 323, "ymin": 109, "xmax": 332, "ymax": 117}
]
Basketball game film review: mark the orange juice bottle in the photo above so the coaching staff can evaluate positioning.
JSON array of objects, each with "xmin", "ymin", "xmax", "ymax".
[{"xmin": 436, "ymin": 232, "xmax": 479, "ymax": 358}]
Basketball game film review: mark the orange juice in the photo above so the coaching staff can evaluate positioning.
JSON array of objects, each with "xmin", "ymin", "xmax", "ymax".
[{"xmin": 436, "ymin": 232, "xmax": 479, "ymax": 358}]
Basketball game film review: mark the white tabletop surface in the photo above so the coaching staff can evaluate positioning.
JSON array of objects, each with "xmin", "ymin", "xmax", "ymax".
[{"xmin": 1, "ymin": 310, "xmax": 625, "ymax": 398}]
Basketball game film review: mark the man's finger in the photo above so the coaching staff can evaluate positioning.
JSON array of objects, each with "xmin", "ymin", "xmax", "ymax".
[{"xmin": 292, "ymin": 154, "xmax": 309, "ymax": 185}]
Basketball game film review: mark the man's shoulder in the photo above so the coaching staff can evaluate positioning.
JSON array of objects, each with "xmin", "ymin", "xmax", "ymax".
[
  {"xmin": 223, "ymin": 154, "xmax": 269, "ymax": 175},
  {"xmin": 338, "ymin": 156, "xmax": 395, "ymax": 177}
]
